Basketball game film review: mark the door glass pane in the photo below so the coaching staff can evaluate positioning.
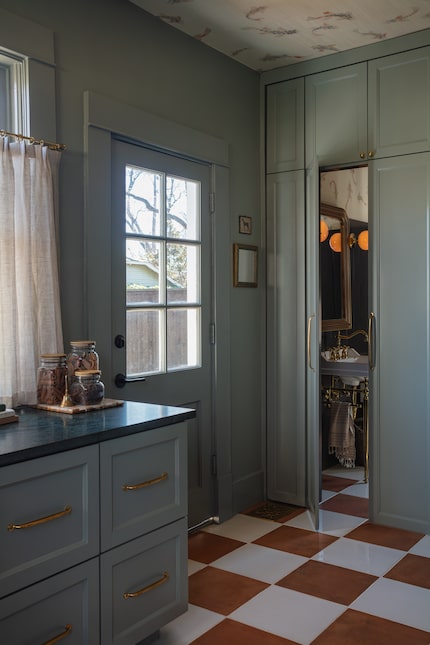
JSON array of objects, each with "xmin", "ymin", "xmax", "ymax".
[
  {"xmin": 126, "ymin": 309, "xmax": 164, "ymax": 375},
  {"xmin": 166, "ymin": 176, "xmax": 200, "ymax": 240},
  {"xmin": 126, "ymin": 239, "xmax": 163, "ymax": 305},
  {"xmin": 167, "ymin": 308, "xmax": 200, "ymax": 370},
  {"xmin": 167, "ymin": 243, "xmax": 199, "ymax": 304},
  {"xmin": 125, "ymin": 165, "xmax": 162, "ymax": 236}
]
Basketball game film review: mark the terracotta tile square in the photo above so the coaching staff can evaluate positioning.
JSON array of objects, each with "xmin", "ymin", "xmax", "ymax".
[
  {"xmin": 322, "ymin": 474, "xmax": 357, "ymax": 492},
  {"xmin": 188, "ymin": 530, "xmax": 244, "ymax": 564},
  {"xmin": 319, "ymin": 493, "xmax": 368, "ymax": 518},
  {"xmin": 276, "ymin": 560, "xmax": 377, "ymax": 605},
  {"xmin": 384, "ymin": 553, "xmax": 430, "ymax": 589},
  {"xmin": 253, "ymin": 525, "xmax": 338, "ymax": 557},
  {"xmin": 312, "ymin": 608, "xmax": 430, "ymax": 644},
  {"xmin": 190, "ymin": 618, "xmax": 299, "ymax": 644},
  {"xmin": 346, "ymin": 522, "xmax": 424, "ymax": 551},
  {"xmin": 188, "ymin": 566, "xmax": 268, "ymax": 615}
]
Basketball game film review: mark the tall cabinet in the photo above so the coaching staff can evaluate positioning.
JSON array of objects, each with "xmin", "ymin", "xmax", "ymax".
[{"xmin": 265, "ymin": 42, "xmax": 430, "ymax": 533}]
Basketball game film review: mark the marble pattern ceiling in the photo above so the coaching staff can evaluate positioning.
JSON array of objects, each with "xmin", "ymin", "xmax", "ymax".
[{"xmin": 129, "ymin": 0, "xmax": 430, "ymax": 71}]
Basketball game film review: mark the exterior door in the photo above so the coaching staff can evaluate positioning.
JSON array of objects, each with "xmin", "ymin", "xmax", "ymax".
[{"xmin": 111, "ymin": 139, "xmax": 214, "ymax": 528}]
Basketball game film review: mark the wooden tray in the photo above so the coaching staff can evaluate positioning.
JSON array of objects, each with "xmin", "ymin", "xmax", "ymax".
[{"xmin": 35, "ymin": 398, "xmax": 124, "ymax": 414}]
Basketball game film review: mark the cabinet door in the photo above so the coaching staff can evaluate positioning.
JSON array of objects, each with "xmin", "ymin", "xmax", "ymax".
[
  {"xmin": 266, "ymin": 78, "xmax": 304, "ymax": 173},
  {"xmin": 368, "ymin": 47, "xmax": 430, "ymax": 158},
  {"xmin": 0, "ymin": 445, "xmax": 99, "ymax": 598},
  {"xmin": 306, "ymin": 63, "xmax": 367, "ymax": 166},
  {"xmin": 100, "ymin": 518, "xmax": 187, "ymax": 645},
  {"xmin": 370, "ymin": 152, "xmax": 430, "ymax": 534},
  {"xmin": 100, "ymin": 423, "xmax": 187, "ymax": 551},
  {"xmin": 0, "ymin": 558, "xmax": 99, "ymax": 645},
  {"xmin": 266, "ymin": 170, "xmax": 306, "ymax": 505}
]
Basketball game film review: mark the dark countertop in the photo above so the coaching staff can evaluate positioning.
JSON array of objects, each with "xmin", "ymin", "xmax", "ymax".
[{"xmin": 0, "ymin": 401, "xmax": 195, "ymax": 467}]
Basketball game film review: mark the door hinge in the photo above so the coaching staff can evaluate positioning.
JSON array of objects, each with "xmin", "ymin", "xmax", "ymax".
[
  {"xmin": 212, "ymin": 454, "xmax": 217, "ymax": 476},
  {"xmin": 209, "ymin": 192, "xmax": 215, "ymax": 213},
  {"xmin": 209, "ymin": 322, "xmax": 216, "ymax": 345}
]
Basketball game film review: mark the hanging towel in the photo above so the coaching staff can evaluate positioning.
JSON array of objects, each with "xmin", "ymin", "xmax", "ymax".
[{"xmin": 328, "ymin": 401, "xmax": 356, "ymax": 468}]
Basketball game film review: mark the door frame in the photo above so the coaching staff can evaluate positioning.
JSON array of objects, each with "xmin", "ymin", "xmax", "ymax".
[{"xmin": 83, "ymin": 91, "xmax": 233, "ymax": 522}]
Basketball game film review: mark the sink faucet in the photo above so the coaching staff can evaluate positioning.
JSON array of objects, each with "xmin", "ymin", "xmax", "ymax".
[{"xmin": 336, "ymin": 329, "xmax": 369, "ymax": 344}]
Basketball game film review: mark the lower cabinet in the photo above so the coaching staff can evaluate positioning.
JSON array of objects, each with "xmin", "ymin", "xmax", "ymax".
[
  {"xmin": 0, "ymin": 421, "xmax": 188, "ymax": 645},
  {"xmin": 0, "ymin": 558, "xmax": 100, "ymax": 645}
]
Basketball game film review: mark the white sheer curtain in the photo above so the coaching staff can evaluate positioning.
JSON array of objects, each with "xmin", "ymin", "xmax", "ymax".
[{"xmin": 0, "ymin": 138, "xmax": 64, "ymax": 408}]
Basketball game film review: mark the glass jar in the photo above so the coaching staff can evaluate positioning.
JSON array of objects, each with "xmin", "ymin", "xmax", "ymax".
[
  {"xmin": 70, "ymin": 369, "xmax": 104, "ymax": 406},
  {"xmin": 37, "ymin": 354, "xmax": 67, "ymax": 405},
  {"xmin": 67, "ymin": 340, "xmax": 99, "ymax": 382}
]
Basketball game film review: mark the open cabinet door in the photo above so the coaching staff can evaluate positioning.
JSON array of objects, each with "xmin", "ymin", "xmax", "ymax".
[{"xmin": 305, "ymin": 157, "xmax": 320, "ymax": 530}]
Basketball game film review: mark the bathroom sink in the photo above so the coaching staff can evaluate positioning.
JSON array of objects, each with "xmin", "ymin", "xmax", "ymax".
[
  {"xmin": 321, "ymin": 348, "xmax": 360, "ymax": 363},
  {"xmin": 340, "ymin": 375, "xmax": 364, "ymax": 386}
]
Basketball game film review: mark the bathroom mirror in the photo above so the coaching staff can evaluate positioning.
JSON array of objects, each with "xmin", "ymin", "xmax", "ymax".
[{"xmin": 320, "ymin": 203, "xmax": 352, "ymax": 332}]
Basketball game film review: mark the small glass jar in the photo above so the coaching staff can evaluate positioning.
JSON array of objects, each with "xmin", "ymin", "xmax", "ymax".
[
  {"xmin": 67, "ymin": 340, "xmax": 99, "ymax": 382},
  {"xmin": 70, "ymin": 369, "xmax": 104, "ymax": 406},
  {"xmin": 37, "ymin": 354, "xmax": 67, "ymax": 405}
]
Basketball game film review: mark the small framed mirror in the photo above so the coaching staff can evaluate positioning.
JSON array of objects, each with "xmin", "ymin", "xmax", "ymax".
[
  {"xmin": 320, "ymin": 203, "xmax": 352, "ymax": 331},
  {"xmin": 233, "ymin": 243, "xmax": 258, "ymax": 287}
]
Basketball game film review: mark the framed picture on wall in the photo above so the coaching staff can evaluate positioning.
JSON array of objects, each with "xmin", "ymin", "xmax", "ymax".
[
  {"xmin": 233, "ymin": 243, "xmax": 258, "ymax": 287},
  {"xmin": 239, "ymin": 215, "xmax": 252, "ymax": 235}
]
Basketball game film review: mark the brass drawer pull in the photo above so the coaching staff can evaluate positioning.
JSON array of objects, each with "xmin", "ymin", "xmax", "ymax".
[
  {"xmin": 7, "ymin": 505, "xmax": 72, "ymax": 531},
  {"xmin": 122, "ymin": 471, "xmax": 168, "ymax": 491},
  {"xmin": 42, "ymin": 623, "xmax": 72, "ymax": 645},
  {"xmin": 123, "ymin": 571, "xmax": 169, "ymax": 599}
]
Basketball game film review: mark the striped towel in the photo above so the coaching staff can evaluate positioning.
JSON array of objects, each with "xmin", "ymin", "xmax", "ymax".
[{"xmin": 328, "ymin": 401, "xmax": 356, "ymax": 468}]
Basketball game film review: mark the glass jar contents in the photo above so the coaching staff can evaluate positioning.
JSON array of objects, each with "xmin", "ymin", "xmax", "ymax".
[
  {"xmin": 70, "ymin": 370, "xmax": 104, "ymax": 406},
  {"xmin": 37, "ymin": 354, "xmax": 67, "ymax": 405},
  {"xmin": 67, "ymin": 340, "xmax": 99, "ymax": 382}
]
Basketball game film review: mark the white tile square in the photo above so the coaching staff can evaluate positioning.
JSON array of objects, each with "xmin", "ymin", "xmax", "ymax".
[
  {"xmin": 202, "ymin": 514, "xmax": 279, "ymax": 542},
  {"xmin": 409, "ymin": 534, "xmax": 430, "ymax": 558},
  {"xmin": 157, "ymin": 604, "xmax": 223, "ymax": 645},
  {"xmin": 341, "ymin": 481, "xmax": 369, "ymax": 498},
  {"xmin": 351, "ymin": 577, "xmax": 430, "ymax": 632},
  {"xmin": 284, "ymin": 510, "xmax": 317, "ymax": 531},
  {"xmin": 211, "ymin": 543, "xmax": 308, "ymax": 583},
  {"xmin": 315, "ymin": 510, "xmax": 366, "ymax": 536},
  {"xmin": 321, "ymin": 488, "xmax": 337, "ymax": 502},
  {"xmin": 230, "ymin": 584, "xmax": 345, "ymax": 644},
  {"xmin": 188, "ymin": 559, "xmax": 206, "ymax": 576},
  {"xmin": 312, "ymin": 537, "xmax": 405, "ymax": 576}
]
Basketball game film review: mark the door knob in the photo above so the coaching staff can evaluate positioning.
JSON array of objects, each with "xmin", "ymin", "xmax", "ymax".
[{"xmin": 114, "ymin": 334, "xmax": 125, "ymax": 348}]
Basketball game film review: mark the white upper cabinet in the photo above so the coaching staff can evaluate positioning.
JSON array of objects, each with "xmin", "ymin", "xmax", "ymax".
[
  {"xmin": 368, "ymin": 47, "xmax": 430, "ymax": 158},
  {"xmin": 266, "ymin": 77, "xmax": 304, "ymax": 173},
  {"xmin": 305, "ymin": 63, "xmax": 367, "ymax": 167}
]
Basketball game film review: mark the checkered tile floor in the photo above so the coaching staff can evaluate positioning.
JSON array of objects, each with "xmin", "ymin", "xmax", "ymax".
[{"xmin": 157, "ymin": 467, "xmax": 430, "ymax": 644}]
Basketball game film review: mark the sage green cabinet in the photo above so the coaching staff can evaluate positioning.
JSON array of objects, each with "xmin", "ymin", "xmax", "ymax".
[
  {"xmin": 266, "ymin": 78, "xmax": 304, "ymax": 173},
  {"xmin": 368, "ymin": 47, "xmax": 430, "ymax": 158},
  {"xmin": 266, "ymin": 170, "xmax": 306, "ymax": 505},
  {"xmin": 305, "ymin": 62, "xmax": 367, "ymax": 167}
]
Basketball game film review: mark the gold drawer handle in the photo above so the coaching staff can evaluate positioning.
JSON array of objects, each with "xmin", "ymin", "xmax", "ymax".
[
  {"xmin": 7, "ymin": 505, "xmax": 72, "ymax": 531},
  {"xmin": 42, "ymin": 623, "xmax": 72, "ymax": 645},
  {"xmin": 123, "ymin": 571, "xmax": 169, "ymax": 599},
  {"xmin": 122, "ymin": 471, "xmax": 168, "ymax": 491}
]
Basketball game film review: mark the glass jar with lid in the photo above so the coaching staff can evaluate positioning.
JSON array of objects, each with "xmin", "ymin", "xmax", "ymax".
[
  {"xmin": 67, "ymin": 340, "xmax": 99, "ymax": 382},
  {"xmin": 69, "ymin": 369, "xmax": 104, "ymax": 406},
  {"xmin": 37, "ymin": 354, "xmax": 67, "ymax": 405}
]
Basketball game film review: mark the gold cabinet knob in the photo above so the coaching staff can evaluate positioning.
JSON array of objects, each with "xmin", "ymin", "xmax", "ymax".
[
  {"xmin": 368, "ymin": 150, "xmax": 374, "ymax": 158},
  {"xmin": 360, "ymin": 152, "xmax": 366, "ymax": 159}
]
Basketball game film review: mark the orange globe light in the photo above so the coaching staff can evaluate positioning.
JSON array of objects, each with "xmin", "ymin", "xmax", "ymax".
[
  {"xmin": 320, "ymin": 219, "xmax": 329, "ymax": 242},
  {"xmin": 358, "ymin": 229, "xmax": 369, "ymax": 251},
  {"xmin": 329, "ymin": 232, "xmax": 342, "ymax": 252}
]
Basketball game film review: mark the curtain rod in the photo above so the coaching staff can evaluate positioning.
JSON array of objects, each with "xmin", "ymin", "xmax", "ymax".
[{"xmin": 0, "ymin": 129, "xmax": 65, "ymax": 151}]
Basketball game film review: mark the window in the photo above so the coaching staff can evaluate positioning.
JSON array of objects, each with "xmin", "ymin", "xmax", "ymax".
[
  {"xmin": 124, "ymin": 164, "xmax": 201, "ymax": 377},
  {"xmin": 0, "ymin": 49, "xmax": 28, "ymax": 133}
]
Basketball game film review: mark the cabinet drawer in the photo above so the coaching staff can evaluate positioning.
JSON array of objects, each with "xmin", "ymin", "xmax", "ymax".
[
  {"xmin": 100, "ymin": 518, "xmax": 187, "ymax": 645},
  {"xmin": 0, "ymin": 445, "xmax": 99, "ymax": 598},
  {"xmin": 0, "ymin": 557, "xmax": 99, "ymax": 645},
  {"xmin": 100, "ymin": 423, "xmax": 187, "ymax": 550}
]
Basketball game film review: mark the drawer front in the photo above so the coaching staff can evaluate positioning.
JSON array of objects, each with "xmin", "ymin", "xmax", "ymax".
[
  {"xmin": 0, "ymin": 557, "xmax": 99, "ymax": 645},
  {"xmin": 100, "ymin": 518, "xmax": 187, "ymax": 645},
  {"xmin": 0, "ymin": 445, "xmax": 99, "ymax": 597},
  {"xmin": 100, "ymin": 423, "xmax": 187, "ymax": 550}
]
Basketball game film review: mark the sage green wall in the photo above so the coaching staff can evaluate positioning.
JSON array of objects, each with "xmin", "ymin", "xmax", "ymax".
[{"xmin": 0, "ymin": 0, "xmax": 263, "ymax": 513}]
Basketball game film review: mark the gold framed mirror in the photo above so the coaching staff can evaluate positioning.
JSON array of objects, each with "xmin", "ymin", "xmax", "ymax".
[{"xmin": 320, "ymin": 203, "xmax": 352, "ymax": 332}]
